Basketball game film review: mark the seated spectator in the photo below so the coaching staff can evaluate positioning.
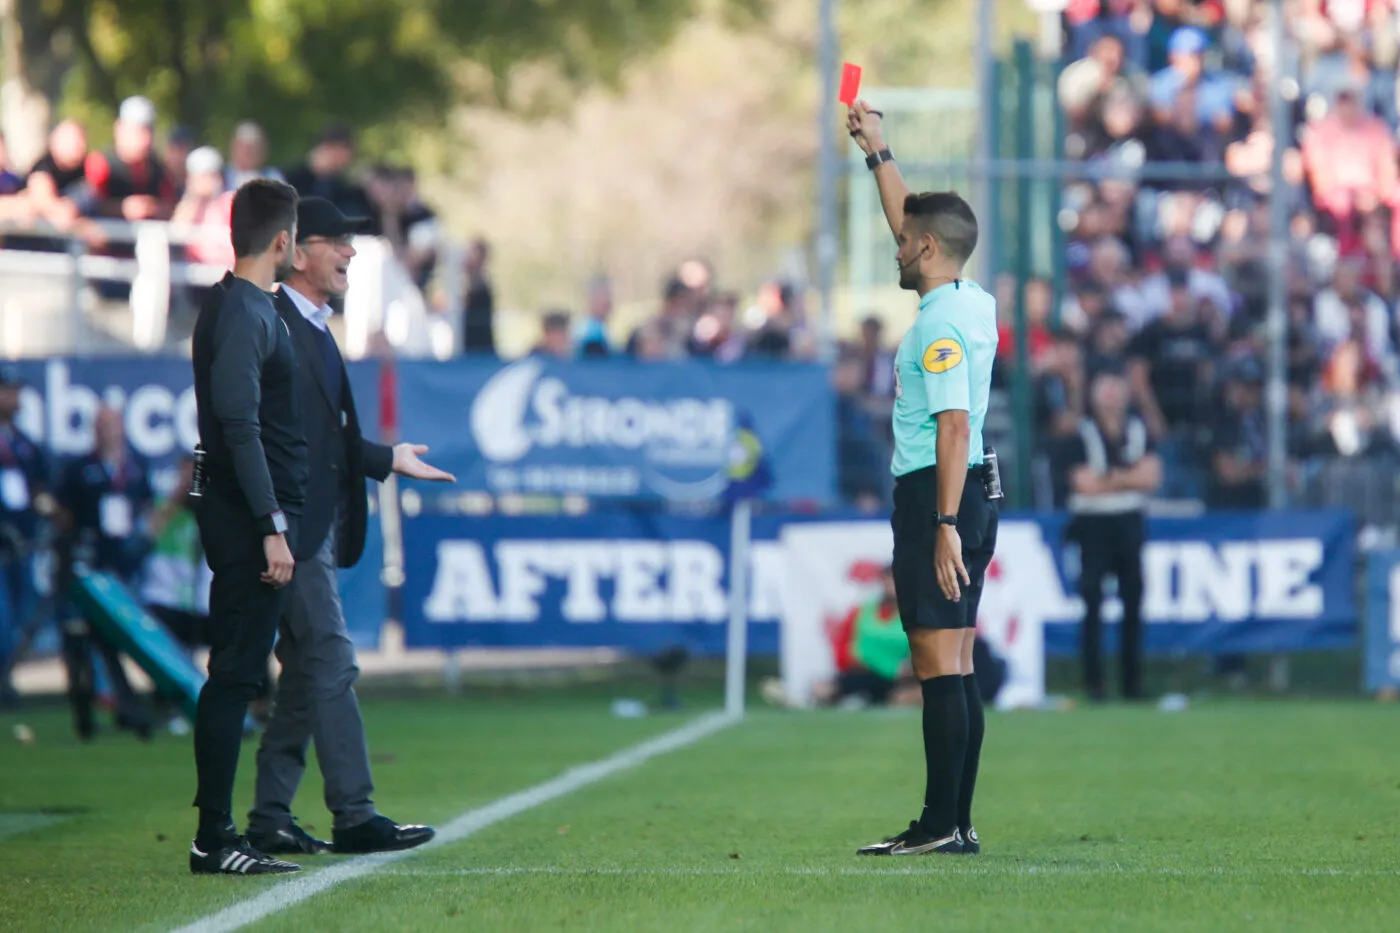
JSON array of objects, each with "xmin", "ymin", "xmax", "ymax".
[
  {"xmin": 856, "ymin": 315, "xmax": 896, "ymax": 397},
  {"xmin": 171, "ymin": 146, "xmax": 234, "ymax": 269},
  {"xmin": 1319, "ymin": 297, "xmax": 1386, "ymax": 398},
  {"xmin": 576, "ymin": 274, "xmax": 613, "ymax": 358},
  {"xmin": 811, "ymin": 566, "xmax": 919, "ymax": 708},
  {"xmin": 744, "ymin": 280, "xmax": 796, "ymax": 359},
  {"xmin": 1313, "ymin": 257, "xmax": 1392, "ymax": 361},
  {"xmin": 162, "ymin": 125, "xmax": 195, "ymax": 199},
  {"xmin": 1060, "ymin": 33, "xmax": 1149, "ymax": 129},
  {"xmin": 283, "ymin": 122, "xmax": 372, "ymax": 218},
  {"xmin": 532, "ymin": 311, "xmax": 573, "ymax": 360},
  {"xmin": 1128, "ymin": 267, "xmax": 1217, "ymax": 442},
  {"xmin": 627, "ymin": 277, "xmax": 692, "ymax": 360},
  {"xmin": 366, "ymin": 165, "xmax": 438, "ymax": 289},
  {"xmin": 1207, "ymin": 357, "xmax": 1268, "ymax": 508},
  {"xmin": 1139, "ymin": 235, "xmax": 1235, "ymax": 326},
  {"xmin": 1299, "ymin": 86, "xmax": 1399, "ymax": 256},
  {"xmin": 84, "ymin": 96, "xmax": 177, "ymax": 221},
  {"xmin": 224, "ymin": 121, "xmax": 285, "ymax": 190},
  {"xmin": 998, "ymin": 277, "xmax": 1056, "ymax": 367},
  {"xmin": 1060, "ymin": 280, "xmax": 1112, "ymax": 336},
  {"xmin": 461, "ymin": 237, "xmax": 496, "ymax": 356},
  {"xmin": 689, "ymin": 292, "xmax": 745, "ymax": 363},
  {"xmin": 0, "ymin": 132, "xmax": 34, "ymax": 225},
  {"xmin": 1084, "ymin": 309, "xmax": 1133, "ymax": 383},
  {"xmin": 833, "ymin": 354, "xmax": 886, "ymax": 511},
  {"xmin": 1149, "ymin": 27, "xmax": 1238, "ymax": 133},
  {"xmin": 24, "ymin": 119, "xmax": 92, "ymax": 230}
]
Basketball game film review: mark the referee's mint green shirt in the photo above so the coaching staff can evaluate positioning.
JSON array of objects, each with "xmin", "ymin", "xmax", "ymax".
[{"xmin": 890, "ymin": 279, "xmax": 999, "ymax": 476}]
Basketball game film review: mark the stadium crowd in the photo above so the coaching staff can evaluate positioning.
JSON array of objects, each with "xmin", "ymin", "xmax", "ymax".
[{"xmin": 1041, "ymin": 0, "xmax": 1400, "ymax": 516}]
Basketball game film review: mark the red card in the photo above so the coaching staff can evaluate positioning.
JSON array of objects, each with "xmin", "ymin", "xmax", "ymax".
[{"xmin": 838, "ymin": 63, "xmax": 862, "ymax": 106}]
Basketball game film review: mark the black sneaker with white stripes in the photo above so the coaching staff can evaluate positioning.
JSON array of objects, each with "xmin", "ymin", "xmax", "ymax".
[
  {"xmin": 189, "ymin": 837, "xmax": 301, "ymax": 875},
  {"xmin": 857, "ymin": 821, "xmax": 964, "ymax": 856},
  {"xmin": 960, "ymin": 826, "xmax": 980, "ymax": 855}
]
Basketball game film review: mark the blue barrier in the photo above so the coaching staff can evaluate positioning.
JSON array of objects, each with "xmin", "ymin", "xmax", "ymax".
[
  {"xmin": 398, "ymin": 509, "xmax": 1358, "ymax": 657},
  {"xmin": 392, "ymin": 358, "xmax": 835, "ymax": 505}
]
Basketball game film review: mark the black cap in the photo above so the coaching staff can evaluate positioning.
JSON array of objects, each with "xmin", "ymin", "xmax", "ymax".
[{"xmin": 296, "ymin": 196, "xmax": 370, "ymax": 242}]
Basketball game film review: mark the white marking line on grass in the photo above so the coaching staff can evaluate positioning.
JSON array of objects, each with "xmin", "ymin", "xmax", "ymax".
[
  {"xmin": 378, "ymin": 866, "xmax": 1400, "ymax": 880},
  {"xmin": 170, "ymin": 711, "xmax": 738, "ymax": 933}
]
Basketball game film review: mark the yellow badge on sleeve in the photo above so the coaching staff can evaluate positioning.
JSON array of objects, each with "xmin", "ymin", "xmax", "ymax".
[{"xmin": 922, "ymin": 339, "xmax": 964, "ymax": 374}]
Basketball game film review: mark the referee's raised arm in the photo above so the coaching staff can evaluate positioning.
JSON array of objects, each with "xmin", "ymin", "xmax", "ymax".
[{"xmin": 847, "ymin": 99, "xmax": 910, "ymax": 239}]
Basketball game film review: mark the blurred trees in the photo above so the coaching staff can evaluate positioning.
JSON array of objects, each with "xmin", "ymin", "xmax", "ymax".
[{"xmin": 1, "ymin": 0, "xmax": 763, "ymax": 165}]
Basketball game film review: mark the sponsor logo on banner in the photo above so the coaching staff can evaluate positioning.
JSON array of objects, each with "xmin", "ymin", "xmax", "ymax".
[
  {"xmin": 420, "ymin": 536, "xmax": 784, "ymax": 625},
  {"xmin": 469, "ymin": 358, "xmax": 741, "ymax": 500}
]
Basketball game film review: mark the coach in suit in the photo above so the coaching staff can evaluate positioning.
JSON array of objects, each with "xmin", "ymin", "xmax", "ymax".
[{"xmin": 246, "ymin": 197, "xmax": 454, "ymax": 856}]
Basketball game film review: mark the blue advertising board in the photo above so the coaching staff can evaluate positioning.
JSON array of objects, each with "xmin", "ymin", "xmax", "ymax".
[
  {"xmin": 398, "ymin": 509, "xmax": 1358, "ymax": 658},
  {"xmin": 1364, "ymin": 550, "xmax": 1400, "ymax": 692},
  {"xmin": 392, "ymin": 358, "xmax": 835, "ymax": 504},
  {"xmin": 9, "ymin": 357, "xmax": 380, "ymax": 494}
]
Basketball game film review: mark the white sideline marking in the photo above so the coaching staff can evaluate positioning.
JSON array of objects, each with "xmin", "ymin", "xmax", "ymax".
[
  {"xmin": 171, "ymin": 711, "xmax": 738, "ymax": 933},
  {"xmin": 379, "ymin": 865, "xmax": 1400, "ymax": 879}
]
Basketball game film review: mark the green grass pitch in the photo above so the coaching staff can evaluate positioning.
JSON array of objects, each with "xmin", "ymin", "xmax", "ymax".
[{"xmin": 2, "ymin": 687, "xmax": 1398, "ymax": 933}]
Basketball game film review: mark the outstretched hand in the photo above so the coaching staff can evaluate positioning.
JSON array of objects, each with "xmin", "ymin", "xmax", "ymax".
[{"xmin": 392, "ymin": 443, "xmax": 456, "ymax": 483}]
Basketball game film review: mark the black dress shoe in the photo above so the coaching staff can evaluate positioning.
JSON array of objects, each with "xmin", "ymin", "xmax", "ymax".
[
  {"xmin": 247, "ymin": 819, "xmax": 331, "ymax": 856},
  {"xmin": 332, "ymin": 815, "xmax": 435, "ymax": 854}
]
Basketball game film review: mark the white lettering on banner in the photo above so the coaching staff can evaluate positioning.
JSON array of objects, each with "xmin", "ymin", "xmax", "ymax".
[
  {"xmin": 422, "ymin": 538, "xmax": 774, "ymax": 625},
  {"xmin": 470, "ymin": 359, "xmax": 732, "ymax": 466},
  {"xmin": 1143, "ymin": 539, "xmax": 1324, "ymax": 622},
  {"xmin": 15, "ymin": 361, "xmax": 198, "ymax": 458}
]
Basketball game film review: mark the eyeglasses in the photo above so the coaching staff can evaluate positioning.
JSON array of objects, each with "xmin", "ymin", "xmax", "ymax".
[{"xmin": 300, "ymin": 235, "xmax": 355, "ymax": 248}]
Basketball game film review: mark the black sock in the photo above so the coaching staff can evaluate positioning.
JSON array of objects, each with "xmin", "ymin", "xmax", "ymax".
[
  {"xmin": 196, "ymin": 809, "xmax": 235, "ymax": 849},
  {"xmin": 918, "ymin": 674, "xmax": 968, "ymax": 837},
  {"xmin": 958, "ymin": 674, "xmax": 985, "ymax": 833}
]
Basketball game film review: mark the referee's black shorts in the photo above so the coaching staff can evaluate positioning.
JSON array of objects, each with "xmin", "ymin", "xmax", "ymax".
[{"xmin": 891, "ymin": 464, "xmax": 999, "ymax": 631}]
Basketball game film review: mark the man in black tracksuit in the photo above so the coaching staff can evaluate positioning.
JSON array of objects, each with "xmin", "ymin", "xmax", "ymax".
[
  {"xmin": 187, "ymin": 179, "xmax": 306, "ymax": 876},
  {"xmin": 1064, "ymin": 371, "xmax": 1162, "ymax": 702}
]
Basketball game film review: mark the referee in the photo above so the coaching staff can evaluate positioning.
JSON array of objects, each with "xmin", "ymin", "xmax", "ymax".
[
  {"xmin": 188, "ymin": 179, "xmax": 306, "ymax": 876},
  {"xmin": 848, "ymin": 100, "xmax": 1000, "ymax": 857}
]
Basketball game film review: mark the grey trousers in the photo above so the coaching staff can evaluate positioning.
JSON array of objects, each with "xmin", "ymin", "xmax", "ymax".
[{"xmin": 247, "ymin": 524, "xmax": 376, "ymax": 833}]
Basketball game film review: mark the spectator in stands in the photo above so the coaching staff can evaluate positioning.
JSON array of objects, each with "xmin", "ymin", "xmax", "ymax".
[
  {"xmin": 172, "ymin": 147, "xmax": 235, "ymax": 270},
  {"xmin": 1314, "ymin": 257, "xmax": 1392, "ymax": 362},
  {"xmin": 627, "ymin": 277, "xmax": 691, "ymax": 360},
  {"xmin": 1060, "ymin": 33, "xmax": 1148, "ymax": 130},
  {"xmin": 833, "ymin": 354, "xmax": 886, "ymax": 511},
  {"xmin": 1084, "ymin": 309, "xmax": 1133, "ymax": 382},
  {"xmin": 24, "ymin": 119, "xmax": 91, "ymax": 230},
  {"xmin": 998, "ymin": 276, "xmax": 1056, "ymax": 367},
  {"xmin": 0, "ymin": 132, "xmax": 34, "ymax": 226},
  {"xmin": 689, "ymin": 292, "xmax": 745, "ymax": 362},
  {"xmin": 367, "ymin": 165, "xmax": 438, "ymax": 290},
  {"xmin": 1140, "ymin": 235, "xmax": 1234, "ymax": 327},
  {"xmin": 284, "ymin": 122, "xmax": 372, "ymax": 219},
  {"xmin": 84, "ymin": 96, "xmax": 176, "ymax": 221},
  {"xmin": 1300, "ymin": 86, "xmax": 1399, "ymax": 256},
  {"xmin": 746, "ymin": 280, "xmax": 795, "ymax": 359},
  {"xmin": 225, "ymin": 121, "xmax": 285, "ymax": 190},
  {"xmin": 1207, "ymin": 356, "xmax": 1269, "ymax": 508},
  {"xmin": 532, "ymin": 311, "xmax": 574, "ymax": 360},
  {"xmin": 856, "ymin": 315, "xmax": 896, "ymax": 397},
  {"xmin": 163, "ymin": 126, "xmax": 195, "ymax": 200},
  {"xmin": 576, "ymin": 274, "xmax": 613, "ymax": 358},
  {"xmin": 460, "ymin": 237, "xmax": 496, "ymax": 355},
  {"xmin": 1149, "ymin": 27, "xmax": 1238, "ymax": 133}
]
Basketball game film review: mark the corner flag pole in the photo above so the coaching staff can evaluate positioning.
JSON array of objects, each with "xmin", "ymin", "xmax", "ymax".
[{"xmin": 724, "ymin": 498, "xmax": 753, "ymax": 718}]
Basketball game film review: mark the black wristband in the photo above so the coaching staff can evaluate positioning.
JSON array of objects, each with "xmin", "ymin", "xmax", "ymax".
[
  {"xmin": 935, "ymin": 513, "xmax": 958, "ymax": 527},
  {"xmin": 865, "ymin": 147, "xmax": 895, "ymax": 170},
  {"xmin": 256, "ymin": 510, "xmax": 288, "ymax": 537}
]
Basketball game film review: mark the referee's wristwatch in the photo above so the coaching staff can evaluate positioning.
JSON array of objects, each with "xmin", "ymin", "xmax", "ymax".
[
  {"xmin": 865, "ymin": 147, "xmax": 895, "ymax": 170},
  {"xmin": 257, "ymin": 509, "xmax": 289, "ymax": 537},
  {"xmin": 935, "ymin": 513, "xmax": 958, "ymax": 527}
]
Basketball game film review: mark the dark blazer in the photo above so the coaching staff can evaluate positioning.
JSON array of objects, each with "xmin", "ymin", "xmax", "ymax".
[{"xmin": 273, "ymin": 288, "xmax": 393, "ymax": 568}]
